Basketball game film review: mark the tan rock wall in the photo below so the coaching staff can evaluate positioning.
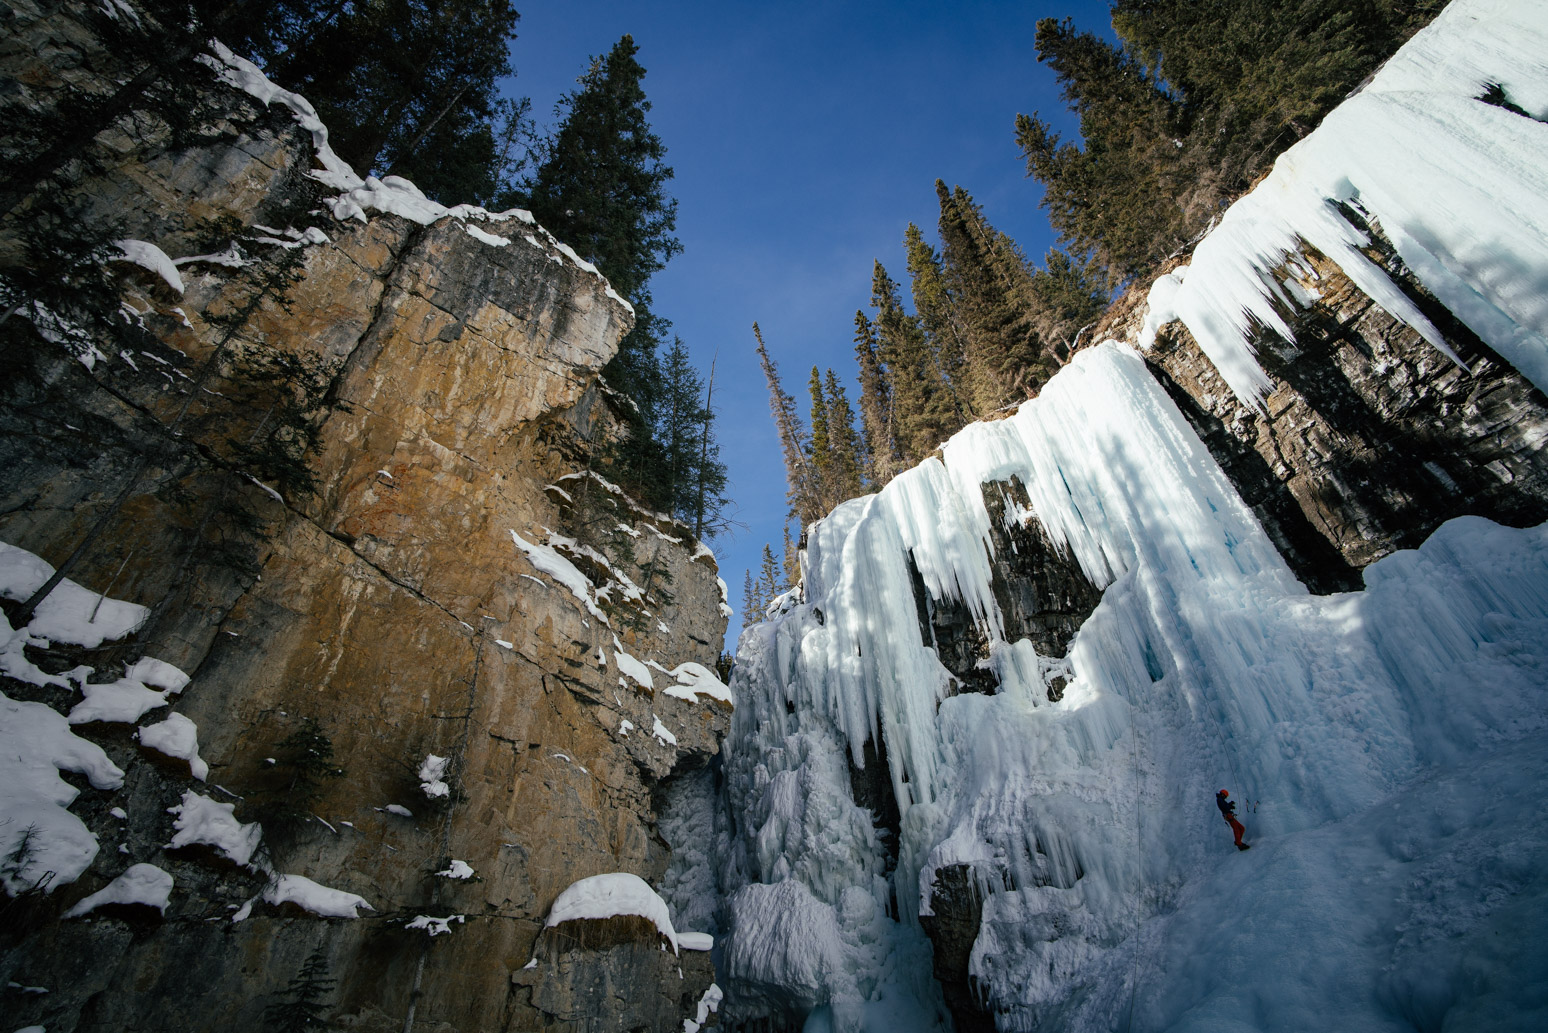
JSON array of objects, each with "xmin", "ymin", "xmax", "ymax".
[{"xmin": 0, "ymin": 4, "xmax": 728, "ymax": 1030}]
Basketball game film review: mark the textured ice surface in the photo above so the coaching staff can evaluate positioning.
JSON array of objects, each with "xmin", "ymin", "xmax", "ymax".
[
  {"xmin": 724, "ymin": 339, "xmax": 1548, "ymax": 1032},
  {"xmin": 725, "ymin": 7, "xmax": 1548, "ymax": 1027}
]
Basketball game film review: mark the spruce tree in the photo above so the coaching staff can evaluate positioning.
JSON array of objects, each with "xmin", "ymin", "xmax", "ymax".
[
  {"xmin": 656, "ymin": 338, "xmax": 727, "ymax": 534},
  {"xmin": 781, "ymin": 523, "xmax": 800, "ymax": 587},
  {"xmin": 822, "ymin": 369, "xmax": 867, "ymax": 504},
  {"xmin": 803, "ymin": 368, "xmax": 867, "ymax": 515},
  {"xmin": 904, "ymin": 223, "xmax": 972, "ymax": 424},
  {"xmin": 741, "ymin": 568, "xmax": 761, "ymax": 629},
  {"xmin": 1018, "ymin": 3, "xmax": 1443, "ymax": 282},
  {"xmin": 753, "ymin": 323, "xmax": 819, "ymax": 526},
  {"xmin": 757, "ymin": 544, "xmax": 784, "ymax": 609},
  {"xmin": 854, "ymin": 311, "xmax": 904, "ymax": 488},
  {"xmin": 870, "ymin": 261, "xmax": 957, "ymax": 463},
  {"xmin": 522, "ymin": 35, "xmax": 686, "ymax": 517},
  {"xmin": 264, "ymin": 948, "xmax": 336, "ymax": 1032},
  {"xmin": 1014, "ymin": 18, "xmax": 1186, "ymax": 281},
  {"xmin": 1027, "ymin": 249, "xmax": 1109, "ymax": 361},
  {"xmin": 690, "ymin": 351, "xmax": 729, "ymax": 539},
  {"xmin": 807, "ymin": 366, "xmax": 833, "ymax": 514},
  {"xmin": 935, "ymin": 182, "xmax": 1051, "ymax": 413},
  {"xmin": 523, "ymin": 36, "xmax": 679, "ymax": 304},
  {"xmin": 251, "ymin": 0, "xmax": 525, "ymax": 204}
]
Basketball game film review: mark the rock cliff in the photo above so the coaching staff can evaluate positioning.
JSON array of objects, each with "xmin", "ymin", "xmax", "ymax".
[{"xmin": 1, "ymin": 4, "xmax": 729, "ymax": 1031}]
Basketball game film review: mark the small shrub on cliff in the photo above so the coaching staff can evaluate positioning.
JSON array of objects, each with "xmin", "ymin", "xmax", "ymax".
[
  {"xmin": 264, "ymin": 947, "xmax": 336, "ymax": 1032},
  {"xmin": 242, "ymin": 717, "xmax": 344, "ymax": 855}
]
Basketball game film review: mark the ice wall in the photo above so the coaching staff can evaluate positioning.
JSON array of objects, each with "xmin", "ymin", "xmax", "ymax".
[
  {"xmin": 720, "ymin": 4, "xmax": 1548, "ymax": 1027},
  {"xmin": 724, "ymin": 339, "xmax": 1548, "ymax": 1031}
]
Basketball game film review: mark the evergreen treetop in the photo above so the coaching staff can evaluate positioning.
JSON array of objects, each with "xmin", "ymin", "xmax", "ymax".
[
  {"xmin": 263, "ymin": 947, "xmax": 336, "ymax": 1032},
  {"xmin": 854, "ymin": 310, "xmax": 903, "ymax": 488},
  {"xmin": 821, "ymin": 369, "xmax": 867, "ymax": 505},
  {"xmin": 523, "ymin": 34, "xmax": 680, "ymax": 304},
  {"xmin": 519, "ymin": 34, "xmax": 729, "ymax": 536},
  {"xmin": 239, "ymin": 0, "xmax": 526, "ymax": 205},
  {"xmin": 753, "ymin": 323, "xmax": 820, "ymax": 526},
  {"xmin": 1019, "ymin": 1, "xmax": 1445, "ymax": 282}
]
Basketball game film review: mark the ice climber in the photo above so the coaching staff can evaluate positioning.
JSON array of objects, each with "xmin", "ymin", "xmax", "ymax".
[{"xmin": 1216, "ymin": 789, "xmax": 1249, "ymax": 850}]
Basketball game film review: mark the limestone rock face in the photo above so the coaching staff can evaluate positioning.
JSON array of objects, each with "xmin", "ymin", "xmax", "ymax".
[
  {"xmin": 519, "ymin": 918, "xmax": 719, "ymax": 1033},
  {"xmin": 917, "ymin": 865, "xmax": 993, "ymax": 1033},
  {"xmin": 0, "ymin": 5, "xmax": 727, "ymax": 1031},
  {"xmin": 1141, "ymin": 246, "xmax": 1548, "ymax": 590}
]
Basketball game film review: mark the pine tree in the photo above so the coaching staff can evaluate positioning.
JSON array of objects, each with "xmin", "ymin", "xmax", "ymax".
[
  {"xmin": 1014, "ymin": 17, "xmax": 1187, "ymax": 281},
  {"xmin": 758, "ymin": 544, "xmax": 784, "ymax": 610},
  {"xmin": 803, "ymin": 368, "xmax": 867, "ymax": 515},
  {"xmin": 264, "ymin": 948, "xmax": 336, "ymax": 1032},
  {"xmin": 807, "ymin": 366, "xmax": 833, "ymax": 513},
  {"xmin": 254, "ymin": 0, "xmax": 524, "ymax": 204},
  {"xmin": 935, "ymin": 182, "xmax": 1051, "ymax": 413},
  {"xmin": 741, "ymin": 568, "xmax": 761, "ymax": 629},
  {"xmin": 1018, "ymin": 3, "xmax": 1443, "ymax": 282},
  {"xmin": 753, "ymin": 323, "xmax": 819, "ymax": 525},
  {"xmin": 781, "ymin": 523, "xmax": 800, "ymax": 587},
  {"xmin": 1027, "ymin": 249, "xmax": 1109, "ymax": 361},
  {"xmin": 904, "ymin": 223, "xmax": 972, "ymax": 424},
  {"xmin": 523, "ymin": 36, "xmax": 679, "ymax": 304},
  {"xmin": 657, "ymin": 338, "xmax": 729, "ymax": 531},
  {"xmin": 690, "ymin": 351, "xmax": 729, "ymax": 539},
  {"xmin": 854, "ymin": 311, "xmax": 904, "ymax": 488},
  {"xmin": 523, "ymin": 35, "xmax": 683, "ymax": 512},
  {"xmin": 822, "ymin": 369, "xmax": 867, "ymax": 504},
  {"xmin": 871, "ymin": 261, "xmax": 958, "ymax": 463}
]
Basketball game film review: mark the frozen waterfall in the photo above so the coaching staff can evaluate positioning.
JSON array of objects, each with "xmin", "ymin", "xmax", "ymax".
[{"xmin": 709, "ymin": 2, "xmax": 1548, "ymax": 1029}]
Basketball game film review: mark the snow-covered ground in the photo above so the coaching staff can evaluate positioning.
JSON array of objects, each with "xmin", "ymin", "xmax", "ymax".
[{"xmin": 716, "ymin": 2, "xmax": 1548, "ymax": 1029}]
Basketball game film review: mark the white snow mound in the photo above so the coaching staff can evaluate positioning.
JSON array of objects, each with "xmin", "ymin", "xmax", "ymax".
[
  {"xmin": 63, "ymin": 863, "xmax": 173, "ymax": 917},
  {"xmin": 545, "ymin": 872, "xmax": 680, "ymax": 953}
]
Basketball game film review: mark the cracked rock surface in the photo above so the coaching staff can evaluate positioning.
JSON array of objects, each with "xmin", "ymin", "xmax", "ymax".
[{"xmin": 0, "ymin": 5, "xmax": 727, "ymax": 1030}]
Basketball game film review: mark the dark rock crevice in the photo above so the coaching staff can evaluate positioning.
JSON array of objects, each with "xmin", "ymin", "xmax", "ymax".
[
  {"xmin": 918, "ymin": 865, "xmax": 995, "ymax": 1033},
  {"xmin": 846, "ymin": 736, "xmax": 903, "ymax": 895},
  {"xmin": 1144, "ymin": 237, "xmax": 1548, "ymax": 580},
  {"xmin": 922, "ymin": 479, "xmax": 1106, "ymax": 701}
]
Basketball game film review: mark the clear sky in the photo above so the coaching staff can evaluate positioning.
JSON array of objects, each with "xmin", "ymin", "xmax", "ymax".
[{"xmin": 509, "ymin": 1, "xmax": 1116, "ymax": 648}]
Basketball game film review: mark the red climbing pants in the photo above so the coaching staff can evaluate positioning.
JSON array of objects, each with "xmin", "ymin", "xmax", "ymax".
[{"xmin": 1226, "ymin": 816, "xmax": 1246, "ymax": 848}]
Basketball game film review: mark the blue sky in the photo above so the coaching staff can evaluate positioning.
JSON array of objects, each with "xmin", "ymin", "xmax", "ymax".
[{"xmin": 510, "ymin": 1, "xmax": 1116, "ymax": 647}]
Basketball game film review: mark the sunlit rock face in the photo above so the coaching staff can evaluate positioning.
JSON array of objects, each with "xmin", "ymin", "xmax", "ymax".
[
  {"xmin": 1, "ymin": 5, "xmax": 729, "ymax": 1032},
  {"xmin": 718, "ymin": 4, "xmax": 1548, "ymax": 1031}
]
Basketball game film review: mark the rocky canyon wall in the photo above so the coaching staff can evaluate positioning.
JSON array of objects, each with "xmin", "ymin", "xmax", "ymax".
[{"xmin": 1, "ymin": 3, "xmax": 729, "ymax": 1031}]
